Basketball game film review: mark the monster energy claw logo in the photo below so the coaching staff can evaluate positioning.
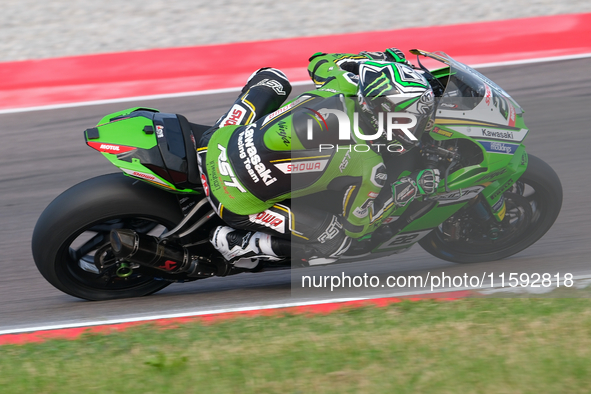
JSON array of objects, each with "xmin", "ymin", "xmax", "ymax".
[{"xmin": 365, "ymin": 74, "xmax": 394, "ymax": 97}]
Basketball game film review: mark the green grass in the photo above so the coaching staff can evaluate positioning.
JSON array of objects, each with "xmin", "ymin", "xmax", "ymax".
[{"xmin": 2, "ymin": 298, "xmax": 591, "ymax": 393}]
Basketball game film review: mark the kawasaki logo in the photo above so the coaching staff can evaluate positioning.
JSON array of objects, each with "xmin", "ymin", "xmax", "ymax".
[
  {"xmin": 237, "ymin": 126, "xmax": 277, "ymax": 186},
  {"xmin": 481, "ymin": 129, "xmax": 514, "ymax": 140}
]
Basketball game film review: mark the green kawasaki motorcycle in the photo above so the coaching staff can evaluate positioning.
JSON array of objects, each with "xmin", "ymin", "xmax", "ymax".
[{"xmin": 32, "ymin": 50, "xmax": 562, "ymax": 300}]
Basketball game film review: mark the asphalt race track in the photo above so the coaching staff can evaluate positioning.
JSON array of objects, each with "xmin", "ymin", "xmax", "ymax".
[{"xmin": 1, "ymin": 59, "xmax": 589, "ymax": 332}]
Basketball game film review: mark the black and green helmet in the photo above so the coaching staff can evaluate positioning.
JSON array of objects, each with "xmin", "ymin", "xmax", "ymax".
[{"xmin": 356, "ymin": 61, "xmax": 435, "ymax": 152}]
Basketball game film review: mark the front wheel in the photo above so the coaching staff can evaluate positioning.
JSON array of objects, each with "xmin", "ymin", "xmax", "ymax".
[
  {"xmin": 419, "ymin": 154, "xmax": 563, "ymax": 263},
  {"xmin": 32, "ymin": 173, "xmax": 186, "ymax": 300}
]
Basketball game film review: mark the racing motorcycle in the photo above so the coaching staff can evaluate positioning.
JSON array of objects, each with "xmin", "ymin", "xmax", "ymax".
[{"xmin": 32, "ymin": 50, "xmax": 563, "ymax": 300}]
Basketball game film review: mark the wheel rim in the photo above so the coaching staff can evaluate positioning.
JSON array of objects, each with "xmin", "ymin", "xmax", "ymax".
[
  {"xmin": 57, "ymin": 216, "xmax": 173, "ymax": 292},
  {"xmin": 432, "ymin": 177, "xmax": 550, "ymax": 256}
]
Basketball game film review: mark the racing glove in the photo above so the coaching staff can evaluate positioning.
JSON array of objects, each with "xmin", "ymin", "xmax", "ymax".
[
  {"xmin": 360, "ymin": 48, "xmax": 413, "ymax": 67},
  {"xmin": 384, "ymin": 48, "xmax": 408, "ymax": 63},
  {"xmin": 392, "ymin": 169, "xmax": 440, "ymax": 207}
]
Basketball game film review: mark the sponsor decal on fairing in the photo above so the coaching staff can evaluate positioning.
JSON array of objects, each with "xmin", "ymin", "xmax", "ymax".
[
  {"xmin": 479, "ymin": 141, "xmax": 520, "ymax": 154},
  {"xmin": 481, "ymin": 129, "xmax": 515, "ymax": 140},
  {"xmin": 477, "ymin": 168, "xmax": 508, "ymax": 182},
  {"xmin": 382, "ymin": 216, "xmax": 400, "ymax": 224},
  {"xmin": 484, "ymin": 84, "xmax": 493, "ymax": 106},
  {"xmin": 156, "ymin": 125, "xmax": 164, "ymax": 138},
  {"xmin": 431, "ymin": 186, "xmax": 485, "ymax": 205},
  {"xmin": 492, "ymin": 195, "xmax": 505, "ymax": 212},
  {"xmin": 508, "ymin": 104, "xmax": 516, "ymax": 127},
  {"xmin": 121, "ymin": 168, "xmax": 171, "ymax": 188},
  {"xmin": 443, "ymin": 126, "xmax": 526, "ymax": 142},
  {"xmin": 431, "ymin": 127, "xmax": 453, "ymax": 138},
  {"xmin": 87, "ymin": 141, "xmax": 137, "ymax": 154}
]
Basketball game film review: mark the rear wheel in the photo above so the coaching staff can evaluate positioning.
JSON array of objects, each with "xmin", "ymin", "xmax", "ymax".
[
  {"xmin": 419, "ymin": 155, "xmax": 562, "ymax": 263},
  {"xmin": 32, "ymin": 173, "xmax": 186, "ymax": 300}
]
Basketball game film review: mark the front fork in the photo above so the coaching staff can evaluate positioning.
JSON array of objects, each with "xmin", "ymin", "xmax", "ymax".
[{"xmin": 479, "ymin": 148, "xmax": 528, "ymax": 223}]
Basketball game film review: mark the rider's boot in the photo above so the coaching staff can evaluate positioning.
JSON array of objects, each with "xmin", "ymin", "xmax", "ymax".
[{"xmin": 210, "ymin": 226, "xmax": 285, "ymax": 268}]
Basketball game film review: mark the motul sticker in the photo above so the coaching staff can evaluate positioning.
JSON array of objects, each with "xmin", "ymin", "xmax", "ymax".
[
  {"xmin": 87, "ymin": 141, "xmax": 137, "ymax": 154},
  {"xmin": 249, "ymin": 210, "xmax": 285, "ymax": 234},
  {"xmin": 274, "ymin": 159, "xmax": 328, "ymax": 174}
]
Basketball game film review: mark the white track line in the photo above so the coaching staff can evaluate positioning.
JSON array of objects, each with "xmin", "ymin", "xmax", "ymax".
[
  {"xmin": 2, "ymin": 273, "xmax": 591, "ymax": 336},
  {"xmin": 1, "ymin": 52, "xmax": 590, "ymax": 116}
]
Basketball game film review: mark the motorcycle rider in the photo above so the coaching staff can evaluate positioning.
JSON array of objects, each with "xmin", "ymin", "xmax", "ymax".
[{"xmin": 197, "ymin": 48, "xmax": 440, "ymax": 267}]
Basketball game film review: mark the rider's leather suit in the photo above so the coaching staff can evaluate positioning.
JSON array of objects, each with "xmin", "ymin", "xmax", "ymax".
[{"xmin": 198, "ymin": 52, "xmax": 424, "ymax": 261}]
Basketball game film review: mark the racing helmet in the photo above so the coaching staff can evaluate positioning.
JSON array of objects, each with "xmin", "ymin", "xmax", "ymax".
[{"xmin": 356, "ymin": 62, "xmax": 435, "ymax": 153}]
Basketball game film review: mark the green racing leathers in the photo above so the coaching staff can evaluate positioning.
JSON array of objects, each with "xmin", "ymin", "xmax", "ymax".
[{"xmin": 198, "ymin": 51, "xmax": 437, "ymax": 262}]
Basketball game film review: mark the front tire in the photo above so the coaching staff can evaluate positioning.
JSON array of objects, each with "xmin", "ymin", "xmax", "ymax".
[
  {"xmin": 32, "ymin": 173, "xmax": 185, "ymax": 300},
  {"xmin": 419, "ymin": 154, "xmax": 563, "ymax": 263}
]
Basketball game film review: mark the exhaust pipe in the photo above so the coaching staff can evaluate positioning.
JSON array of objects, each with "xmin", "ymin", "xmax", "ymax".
[{"xmin": 110, "ymin": 229, "xmax": 194, "ymax": 274}]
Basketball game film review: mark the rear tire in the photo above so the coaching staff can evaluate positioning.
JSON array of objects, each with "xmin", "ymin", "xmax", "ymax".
[
  {"xmin": 419, "ymin": 154, "xmax": 562, "ymax": 263},
  {"xmin": 32, "ymin": 173, "xmax": 185, "ymax": 300}
]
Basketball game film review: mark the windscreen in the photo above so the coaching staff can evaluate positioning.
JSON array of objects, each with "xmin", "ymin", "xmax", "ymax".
[{"xmin": 423, "ymin": 50, "xmax": 523, "ymax": 114}]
